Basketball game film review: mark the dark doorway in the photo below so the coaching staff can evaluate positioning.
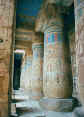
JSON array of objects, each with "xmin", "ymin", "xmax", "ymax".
[{"xmin": 13, "ymin": 52, "xmax": 23, "ymax": 90}]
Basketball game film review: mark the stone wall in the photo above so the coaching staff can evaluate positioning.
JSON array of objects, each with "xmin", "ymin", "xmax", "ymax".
[
  {"xmin": 0, "ymin": 0, "xmax": 15, "ymax": 116},
  {"xmin": 68, "ymin": 31, "xmax": 78, "ymax": 98},
  {"xmin": 74, "ymin": 0, "xmax": 84, "ymax": 104}
]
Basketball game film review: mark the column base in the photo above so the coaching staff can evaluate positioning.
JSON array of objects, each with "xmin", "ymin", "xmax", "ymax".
[
  {"xmin": 31, "ymin": 91, "xmax": 43, "ymax": 100},
  {"xmin": 39, "ymin": 97, "xmax": 76, "ymax": 112}
]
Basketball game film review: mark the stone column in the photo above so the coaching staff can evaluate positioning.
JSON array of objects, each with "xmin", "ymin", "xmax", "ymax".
[
  {"xmin": 24, "ymin": 48, "xmax": 32, "ymax": 94},
  {"xmin": 31, "ymin": 33, "xmax": 44, "ymax": 100},
  {"xmin": 40, "ymin": 4, "xmax": 73, "ymax": 111},
  {"xmin": 43, "ymin": 4, "xmax": 72, "ymax": 98},
  {"xmin": 0, "ymin": 0, "xmax": 15, "ymax": 117},
  {"xmin": 74, "ymin": 0, "xmax": 84, "ymax": 104},
  {"xmin": 20, "ymin": 47, "xmax": 32, "ymax": 94}
]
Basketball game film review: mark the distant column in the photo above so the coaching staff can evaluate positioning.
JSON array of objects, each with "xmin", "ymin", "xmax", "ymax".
[
  {"xmin": 20, "ymin": 47, "xmax": 32, "ymax": 94},
  {"xmin": 20, "ymin": 54, "xmax": 26, "ymax": 90},
  {"xmin": 32, "ymin": 33, "xmax": 44, "ymax": 100},
  {"xmin": 25, "ymin": 48, "xmax": 32, "ymax": 93}
]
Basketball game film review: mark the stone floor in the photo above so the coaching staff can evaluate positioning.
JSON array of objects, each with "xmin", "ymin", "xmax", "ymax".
[{"xmin": 11, "ymin": 90, "xmax": 73, "ymax": 117}]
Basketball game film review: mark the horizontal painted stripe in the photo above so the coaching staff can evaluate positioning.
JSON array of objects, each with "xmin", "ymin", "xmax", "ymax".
[{"xmin": 44, "ymin": 32, "xmax": 64, "ymax": 45}]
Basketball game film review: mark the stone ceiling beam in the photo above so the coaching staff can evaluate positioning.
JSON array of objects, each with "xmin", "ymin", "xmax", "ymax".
[
  {"xmin": 15, "ymin": 28, "xmax": 34, "ymax": 49},
  {"xmin": 16, "ymin": 28, "xmax": 34, "ymax": 41},
  {"xmin": 15, "ymin": 40, "xmax": 32, "ymax": 50},
  {"xmin": 45, "ymin": 0, "xmax": 73, "ymax": 7}
]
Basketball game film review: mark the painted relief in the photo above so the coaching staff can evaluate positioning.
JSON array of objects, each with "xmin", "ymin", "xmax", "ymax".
[
  {"xmin": 43, "ymin": 30, "xmax": 72, "ymax": 98},
  {"xmin": 44, "ymin": 32, "xmax": 63, "ymax": 45}
]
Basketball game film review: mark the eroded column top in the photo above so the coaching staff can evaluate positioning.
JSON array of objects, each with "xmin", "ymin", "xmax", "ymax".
[{"xmin": 35, "ymin": 4, "xmax": 64, "ymax": 32}]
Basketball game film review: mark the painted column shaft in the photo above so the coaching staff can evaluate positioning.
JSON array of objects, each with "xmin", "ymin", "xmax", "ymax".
[
  {"xmin": 43, "ymin": 15, "xmax": 72, "ymax": 98},
  {"xmin": 32, "ymin": 43, "xmax": 44, "ymax": 100},
  {"xmin": 74, "ymin": 0, "xmax": 84, "ymax": 104},
  {"xmin": 25, "ymin": 56, "xmax": 32, "ymax": 92}
]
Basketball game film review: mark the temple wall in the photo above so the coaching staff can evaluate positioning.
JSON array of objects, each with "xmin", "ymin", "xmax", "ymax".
[
  {"xmin": 74, "ymin": 0, "xmax": 84, "ymax": 104},
  {"xmin": 68, "ymin": 31, "xmax": 78, "ymax": 98},
  {"xmin": 0, "ymin": 0, "xmax": 15, "ymax": 116}
]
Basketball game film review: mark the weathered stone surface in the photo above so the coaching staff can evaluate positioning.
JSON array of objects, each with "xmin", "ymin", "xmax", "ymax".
[
  {"xmin": 35, "ymin": 8, "xmax": 48, "ymax": 32},
  {"xmin": 0, "ymin": 0, "xmax": 14, "ymax": 116},
  {"xmin": 74, "ymin": 0, "xmax": 84, "ymax": 105},
  {"xmin": 35, "ymin": 4, "xmax": 64, "ymax": 32},
  {"xmin": 68, "ymin": 31, "xmax": 78, "ymax": 97},
  {"xmin": 15, "ymin": 28, "xmax": 34, "ymax": 42},
  {"xmin": 20, "ymin": 47, "xmax": 32, "ymax": 93},
  {"xmin": 20, "ymin": 54, "xmax": 27, "ymax": 89},
  {"xmin": 24, "ymin": 55, "xmax": 32, "ymax": 92},
  {"xmin": 72, "ymin": 107, "xmax": 84, "ymax": 117},
  {"xmin": 32, "ymin": 32, "xmax": 44, "ymax": 43},
  {"xmin": 0, "ymin": 102, "xmax": 8, "ymax": 117},
  {"xmin": 39, "ymin": 98, "xmax": 74, "ymax": 112},
  {"xmin": 31, "ymin": 33, "xmax": 44, "ymax": 100},
  {"xmin": 43, "ymin": 4, "xmax": 72, "ymax": 98}
]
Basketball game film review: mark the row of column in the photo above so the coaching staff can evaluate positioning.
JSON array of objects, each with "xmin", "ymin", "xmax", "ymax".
[
  {"xmin": 20, "ymin": 34, "xmax": 44, "ymax": 100},
  {"xmin": 20, "ymin": 8, "xmax": 73, "ymax": 102},
  {"xmin": 0, "ymin": 0, "xmax": 83, "ymax": 116},
  {"xmin": 20, "ymin": 0, "xmax": 84, "ymax": 107}
]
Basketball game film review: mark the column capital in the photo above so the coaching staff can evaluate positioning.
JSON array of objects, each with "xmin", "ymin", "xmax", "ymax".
[
  {"xmin": 35, "ymin": 4, "xmax": 64, "ymax": 32},
  {"xmin": 35, "ymin": 1, "xmax": 74, "ymax": 32}
]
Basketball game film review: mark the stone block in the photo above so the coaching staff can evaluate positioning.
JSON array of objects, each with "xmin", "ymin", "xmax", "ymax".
[
  {"xmin": 0, "ymin": 0, "xmax": 14, "ymax": 27},
  {"xmin": 0, "ymin": 77, "xmax": 9, "ymax": 96},
  {"xmin": 39, "ymin": 98, "xmax": 75, "ymax": 112},
  {"xmin": 0, "ymin": 102, "xmax": 8, "ymax": 117}
]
